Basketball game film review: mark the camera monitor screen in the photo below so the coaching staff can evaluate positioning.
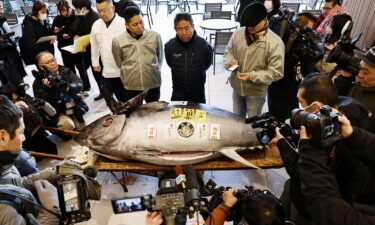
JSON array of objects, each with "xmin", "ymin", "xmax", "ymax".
[
  {"xmin": 112, "ymin": 196, "xmax": 146, "ymax": 214},
  {"xmin": 62, "ymin": 182, "xmax": 80, "ymax": 213}
]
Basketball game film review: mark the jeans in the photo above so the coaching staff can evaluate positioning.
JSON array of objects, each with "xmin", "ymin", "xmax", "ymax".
[{"xmin": 232, "ymin": 91, "xmax": 266, "ymax": 118}]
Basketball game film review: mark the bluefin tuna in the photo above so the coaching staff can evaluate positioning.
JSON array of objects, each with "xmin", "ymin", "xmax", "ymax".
[{"xmin": 75, "ymin": 102, "xmax": 263, "ymax": 168}]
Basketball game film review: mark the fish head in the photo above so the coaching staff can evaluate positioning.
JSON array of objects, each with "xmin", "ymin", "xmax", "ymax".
[{"xmin": 75, "ymin": 114, "xmax": 126, "ymax": 147}]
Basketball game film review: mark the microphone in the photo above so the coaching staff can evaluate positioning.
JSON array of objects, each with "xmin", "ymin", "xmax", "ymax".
[
  {"xmin": 42, "ymin": 101, "xmax": 57, "ymax": 117},
  {"xmin": 184, "ymin": 164, "xmax": 201, "ymax": 212},
  {"xmin": 184, "ymin": 164, "xmax": 199, "ymax": 191},
  {"xmin": 175, "ymin": 165, "xmax": 187, "ymax": 190}
]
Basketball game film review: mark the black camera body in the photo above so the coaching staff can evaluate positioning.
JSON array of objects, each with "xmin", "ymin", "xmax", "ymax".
[
  {"xmin": 56, "ymin": 175, "xmax": 91, "ymax": 224},
  {"xmin": 291, "ymin": 105, "xmax": 342, "ymax": 147},
  {"xmin": 326, "ymin": 21, "xmax": 363, "ymax": 77},
  {"xmin": 246, "ymin": 112, "xmax": 294, "ymax": 146},
  {"xmin": 45, "ymin": 71, "xmax": 67, "ymax": 89}
]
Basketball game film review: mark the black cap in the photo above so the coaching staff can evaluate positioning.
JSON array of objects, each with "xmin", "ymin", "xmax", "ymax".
[
  {"xmin": 354, "ymin": 46, "xmax": 375, "ymax": 68},
  {"xmin": 240, "ymin": 2, "xmax": 268, "ymax": 27}
]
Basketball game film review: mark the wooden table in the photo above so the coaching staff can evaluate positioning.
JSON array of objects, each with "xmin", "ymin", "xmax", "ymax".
[{"xmin": 92, "ymin": 146, "xmax": 283, "ymax": 172}]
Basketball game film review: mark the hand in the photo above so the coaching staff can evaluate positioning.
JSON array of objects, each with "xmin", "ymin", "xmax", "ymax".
[
  {"xmin": 93, "ymin": 65, "xmax": 101, "ymax": 72},
  {"xmin": 228, "ymin": 59, "xmax": 238, "ymax": 67},
  {"xmin": 223, "ymin": 188, "xmax": 238, "ymax": 207},
  {"xmin": 35, "ymin": 180, "xmax": 60, "ymax": 213},
  {"xmin": 15, "ymin": 101, "xmax": 29, "ymax": 109},
  {"xmin": 237, "ymin": 71, "xmax": 251, "ymax": 81},
  {"xmin": 146, "ymin": 211, "xmax": 163, "ymax": 225},
  {"xmin": 62, "ymin": 33, "xmax": 71, "ymax": 39},
  {"xmin": 42, "ymin": 78, "xmax": 51, "ymax": 87},
  {"xmin": 54, "ymin": 27, "xmax": 61, "ymax": 33},
  {"xmin": 339, "ymin": 69, "xmax": 354, "ymax": 78},
  {"xmin": 338, "ymin": 114, "xmax": 353, "ymax": 138},
  {"xmin": 49, "ymin": 36, "xmax": 57, "ymax": 44},
  {"xmin": 74, "ymin": 35, "xmax": 80, "ymax": 40},
  {"xmin": 269, "ymin": 127, "xmax": 284, "ymax": 146},
  {"xmin": 300, "ymin": 126, "xmax": 310, "ymax": 140}
]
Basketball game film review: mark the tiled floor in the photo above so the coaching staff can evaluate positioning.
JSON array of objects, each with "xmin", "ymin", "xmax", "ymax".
[{"xmin": 25, "ymin": 4, "xmax": 289, "ymax": 224}]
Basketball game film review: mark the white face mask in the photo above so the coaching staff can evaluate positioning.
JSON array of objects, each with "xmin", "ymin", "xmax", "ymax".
[
  {"xmin": 326, "ymin": 26, "xmax": 333, "ymax": 35},
  {"xmin": 264, "ymin": 1, "xmax": 273, "ymax": 13},
  {"xmin": 77, "ymin": 7, "xmax": 86, "ymax": 16},
  {"xmin": 39, "ymin": 13, "xmax": 47, "ymax": 21}
]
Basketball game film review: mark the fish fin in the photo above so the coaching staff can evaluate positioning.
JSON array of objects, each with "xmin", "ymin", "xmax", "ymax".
[
  {"xmin": 102, "ymin": 87, "xmax": 148, "ymax": 115},
  {"xmin": 219, "ymin": 148, "xmax": 261, "ymax": 169}
]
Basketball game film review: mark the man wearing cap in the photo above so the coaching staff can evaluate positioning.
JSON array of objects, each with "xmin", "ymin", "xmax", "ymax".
[
  {"xmin": 335, "ymin": 46, "xmax": 375, "ymax": 133},
  {"xmin": 224, "ymin": 2, "xmax": 284, "ymax": 118}
]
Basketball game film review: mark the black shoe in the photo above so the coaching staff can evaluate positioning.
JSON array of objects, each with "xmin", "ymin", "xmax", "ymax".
[{"xmin": 94, "ymin": 94, "xmax": 103, "ymax": 101}]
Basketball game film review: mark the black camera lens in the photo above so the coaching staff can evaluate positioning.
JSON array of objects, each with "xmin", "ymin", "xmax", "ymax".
[{"xmin": 290, "ymin": 109, "xmax": 319, "ymax": 129}]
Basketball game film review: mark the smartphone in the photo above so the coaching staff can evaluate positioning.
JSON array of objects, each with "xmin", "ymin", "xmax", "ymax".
[
  {"xmin": 228, "ymin": 64, "xmax": 239, "ymax": 71},
  {"xmin": 111, "ymin": 196, "xmax": 147, "ymax": 214}
]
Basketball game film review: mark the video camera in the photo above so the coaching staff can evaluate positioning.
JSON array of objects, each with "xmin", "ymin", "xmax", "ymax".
[
  {"xmin": 326, "ymin": 21, "xmax": 363, "ymax": 77},
  {"xmin": 290, "ymin": 105, "xmax": 342, "ymax": 147},
  {"xmin": 282, "ymin": 9, "xmax": 324, "ymax": 62},
  {"xmin": 246, "ymin": 113, "xmax": 294, "ymax": 146},
  {"xmin": 56, "ymin": 165, "xmax": 101, "ymax": 225}
]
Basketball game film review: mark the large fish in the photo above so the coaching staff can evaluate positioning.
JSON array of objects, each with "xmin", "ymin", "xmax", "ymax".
[{"xmin": 75, "ymin": 91, "xmax": 262, "ymax": 168}]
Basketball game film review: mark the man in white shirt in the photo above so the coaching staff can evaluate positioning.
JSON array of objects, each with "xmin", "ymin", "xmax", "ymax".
[{"xmin": 90, "ymin": 0, "xmax": 127, "ymax": 102}]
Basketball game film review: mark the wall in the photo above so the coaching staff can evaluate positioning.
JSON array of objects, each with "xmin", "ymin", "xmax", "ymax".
[{"xmin": 342, "ymin": 0, "xmax": 375, "ymax": 49}]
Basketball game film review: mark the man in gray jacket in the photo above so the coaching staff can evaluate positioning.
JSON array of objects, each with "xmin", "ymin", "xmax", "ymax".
[
  {"xmin": 112, "ymin": 6, "xmax": 163, "ymax": 102},
  {"xmin": 224, "ymin": 2, "xmax": 284, "ymax": 117}
]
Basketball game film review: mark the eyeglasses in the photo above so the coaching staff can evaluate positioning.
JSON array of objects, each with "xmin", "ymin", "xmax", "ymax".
[
  {"xmin": 40, "ymin": 58, "xmax": 57, "ymax": 65},
  {"xmin": 322, "ymin": 7, "xmax": 333, "ymax": 10}
]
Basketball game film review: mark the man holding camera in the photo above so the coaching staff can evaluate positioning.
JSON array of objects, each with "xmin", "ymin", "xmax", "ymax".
[
  {"xmin": 32, "ymin": 51, "xmax": 88, "ymax": 133},
  {"xmin": 0, "ymin": 95, "xmax": 61, "ymax": 224},
  {"xmin": 298, "ymin": 115, "xmax": 375, "ymax": 225},
  {"xmin": 272, "ymin": 74, "xmax": 375, "ymax": 224},
  {"xmin": 335, "ymin": 46, "xmax": 375, "ymax": 133}
]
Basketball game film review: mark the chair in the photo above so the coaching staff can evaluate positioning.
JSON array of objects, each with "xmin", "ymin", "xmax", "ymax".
[
  {"xmin": 211, "ymin": 11, "xmax": 232, "ymax": 20},
  {"xmin": 21, "ymin": 6, "xmax": 32, "ymax": 15},
  {"xmin": 213, "ymin": 31, "xmax": 232, "ymax": 74},
  {"xmin": 306, "ymin": 0, "xmax": 318, "ymax": 9},
  {"xmin": 141, "ymin": 0, "xmax": 153, "ymax": 28},
  {"xmin": 167, "ymin": 0, "xmax": 190, "ymax": 16},
  {"xmin": 281, "ymin": 2, "xmax": 301, "ymax": 12},
  {"xmin": 203, "ymin": 3, "xmax": 222, "ymax": 20},
  {"xmin": 0, "ymin": 13, "xmax": 18, "ymax": 25},
  {"xmin": 155, "ymin": 0, "xmax": 168, "ymax": 14}
]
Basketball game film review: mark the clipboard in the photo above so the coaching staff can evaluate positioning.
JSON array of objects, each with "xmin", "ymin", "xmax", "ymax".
[
  {"xmin": 36, "ymin": 35, "xmax": 57, "ymax": 44},
  {"xmin": 61, "ymin": 34, "xmax": 90, "ymax": 54}
]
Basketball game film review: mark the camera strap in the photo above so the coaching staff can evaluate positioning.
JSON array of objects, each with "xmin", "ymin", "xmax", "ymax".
[
  {"xmin": 56, "ymin": 165, "xmax": 101, "ymax": 200},
  {"xmin": 285, "ymin": 31, "xmax": 298, "ymax": 55},
  {"xmin": 326, "ymin": 145, "xmax": 338, "ymax": 166}
]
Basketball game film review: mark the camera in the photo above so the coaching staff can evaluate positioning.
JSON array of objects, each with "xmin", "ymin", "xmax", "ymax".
[
  {"xmin": 111, "ymin": 196, "xmax": 147, "ymax": 214},
  {"xmin": 326, "ymin": 21, "xmax": 363, "ymax": 77},
  {"xmin": 56, "ymin": 165, "xmax": 101, "ymax": 224},
  {"xmin": 290, "ymin": 105, "xmax": 342, "ymax": 147},
  {"xmin": 246, "ymin": 112, "xmax": 294, "ymax": 146},
  {"xmin": 45, "ymin": 71, "xmax": 67, "ymax": 89},
  {"xmin": 205, "ymin": 180, "xmax": 256, "ymax": 224}
]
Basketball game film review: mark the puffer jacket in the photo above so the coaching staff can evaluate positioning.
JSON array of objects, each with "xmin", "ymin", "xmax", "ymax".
[
  {"xmin": 165, "ymin": 32, "xmax": 212, "ymax": 102},
  {"xmin": 112, "ymin": 29, "xmax": 163, "ymax": 90},
  {"xmin": 223, "ymin": 28, "xmax": 284, "ymax": 96}
]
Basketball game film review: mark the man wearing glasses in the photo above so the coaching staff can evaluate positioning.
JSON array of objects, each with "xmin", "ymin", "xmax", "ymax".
[
  {"xmin": 313, "ymin": 0, "xmax": 341, "ymax": 29},
  {"xmin": 32, "ymin": 52, "xmax": 88, "ymax": 135}
]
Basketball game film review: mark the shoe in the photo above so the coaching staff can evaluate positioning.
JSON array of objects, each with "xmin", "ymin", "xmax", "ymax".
[
  {"xmin": 94, "ymin": 94, "xmax": 103, "ymax": 101},
  {"xmin": 82, "ymin": 91, "xmax": 90, "ymax": 97}
]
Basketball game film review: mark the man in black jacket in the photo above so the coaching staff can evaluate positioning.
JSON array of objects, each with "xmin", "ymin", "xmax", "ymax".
[
  {"xmin": 298, "ymin": 115, "xmax": 375, "ymax": 225},
  {"xmin": 32, "ymin": 52, "xmax": 88, "ymax": 132},
  {"xmin": 165, "ymin": 13, "xmax": 212, "ymax": 103},
  {"xmin": 271, "ymin": 74, "xmax": 375, "ymax": 224}
]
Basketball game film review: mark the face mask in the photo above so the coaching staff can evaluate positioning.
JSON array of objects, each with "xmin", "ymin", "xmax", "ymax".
[
  {"xmin": 326, "ymin": 26, "xmax": 333, "ymax": 35},
  {"xmin": 0, "ymin": 150, "xmax": 20, "ymax": 166},
  {"xmin": 78, "ymin": 7, "xmax": 86, "ymax": 16},
  {"xmin": 264, "ymin": 1, "xmax": 273, "ymax": 13},
  {"xmin": 39, "ymin": 13, "xmax": 47, "ymax": 21}
]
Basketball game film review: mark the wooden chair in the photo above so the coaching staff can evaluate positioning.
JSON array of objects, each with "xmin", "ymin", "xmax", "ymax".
[
  {"xmin": 0, "ymin": 13, "xmax": 18, "ymax": 25},
  {"xmin": 281, "ymin": 2, "xmax": 301, "ymax": 12},
  {"xmin": 213, "ymin": 31, "xmax": 232, "ymax": 74},
  {"xmin": 203, "ymin": 3, "xmax": 222, "ymax": 20}
]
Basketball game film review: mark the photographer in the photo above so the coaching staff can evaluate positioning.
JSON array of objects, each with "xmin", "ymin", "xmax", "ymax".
[
  {"xmin": 298, "ymin": 115, "xmax": 375, "ymax": 225},
  {"xmin": 334, "ymin": 46, "xmax": 375, "ymax": 133},
  {"xmin": 0, "ymin": 95, "xmax": 61, "ymax": 224},
  {"xmin": 271, "ymin": 74, "xmax": 375, "ymax": 224},
  {"xmin": 32, "ymin": 52, "xmax": 88, "ymax": 132}
]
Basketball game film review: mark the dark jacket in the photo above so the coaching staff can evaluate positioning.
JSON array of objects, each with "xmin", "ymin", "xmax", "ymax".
[
  {"xmin": 298, "ymin": 135, "xmax": 375, "ymax": 225},
  {"xmin": 277, "ymin": 96, "xmax": 375, "ymax": 220},
  {"xmin": 20, "ymin": 15, "xmax": 54, "ymax": 65},
  {"xmin": 32, "ymin": 65, "xmax": 83, "ymax": 114},
  {"xmin": 335, "ymin": 76, "xmax": 375, "ymax": 133},
  {"xmin": 165, "ymin": 32, "xmax": 212, "ymax": 103},
  {"xmin": 52, "ymin": 12, "xmax": 76, "ymax": 49},
  {"xmin": 70, "ymin": 9, "xmax": 99, "ymax": 70}
]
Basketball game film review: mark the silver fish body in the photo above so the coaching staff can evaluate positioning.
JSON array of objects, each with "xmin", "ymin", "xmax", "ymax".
[{"xmin": 75, "ymin": 102, "xmax": 261, "ymax": 167}]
